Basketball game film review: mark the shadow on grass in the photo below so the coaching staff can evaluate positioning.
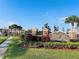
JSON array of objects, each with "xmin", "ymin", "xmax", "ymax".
[{"xmin": 4, "ymin": 42, "xmax": 28, "ymax": 59}]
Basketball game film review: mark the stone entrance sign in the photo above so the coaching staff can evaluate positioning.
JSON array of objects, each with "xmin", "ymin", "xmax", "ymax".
[
  {"xmin": 43, "ymin": 28, "xmax": 48, "ymax": 36},
  {"xmin": 69, "ymin": 29, "xmax": 77, "ymax": 40},
  {"xmin": 49, "ymin": 31, "xmax": 69, "ymax": 41},
  {"xmin": 32, "ymin": 27, "xmax": 37, "ymax": 35}
]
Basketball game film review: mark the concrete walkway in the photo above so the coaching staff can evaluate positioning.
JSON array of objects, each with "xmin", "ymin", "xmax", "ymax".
[{"xmin": 0, "ymin": 37, "xmax": 12, "ymax": 59}]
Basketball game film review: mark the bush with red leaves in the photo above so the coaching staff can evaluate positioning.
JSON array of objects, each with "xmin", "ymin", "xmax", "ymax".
[
  {"xmin": 26, "ymin": 33, "xmax": 33, "ymax": 41},
  {"xmin": 41, "ymin": 35, "xmax": 50, "ymax": 42},
  {"xmin": 26, "ymin": 34, "xmax": 39, "ymax": 41}
]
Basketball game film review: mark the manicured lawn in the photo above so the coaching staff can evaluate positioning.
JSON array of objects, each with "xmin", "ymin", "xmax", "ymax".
[
  {"xmin": 4, "ymin": 46, "xmax": 79, "ymax": 59},
  {"xmin": 3, "ymin": 36, "xmax": 79, "ymax": 59},
  {"xmin": 0, "ymin": 36, "xmax": 8, "ymax": 44}
]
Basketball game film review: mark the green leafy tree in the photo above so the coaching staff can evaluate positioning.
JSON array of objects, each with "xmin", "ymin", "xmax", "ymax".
[
  {"xmin": 25, "ymin": 29, "xmax": 32, "ymax": 34},
  {"xmin": 62, "ymin": 27, "xmax": 65, "ymax": 32},
  {"xmin": 77, "ymin": 23, "xmax": 79, "ymax": 27},
  {"xmin": 53, "ymin": 26, "xmax": 59, "ymax": 31},
  {"xmin": 9, "ymin": 24, "xmax": 23, "ymax": 36},
  {"xmin": 65, "ymin": 15, "xmax": 78, "ymax": 28},
  {"xmin": 66, "ymin": 29, "xmax": 70, "ymax": 34},
  {"xmin": 9, "ymin": 24, "xmax": 22, "ymax": 30},
  {"xmin": 76, "ymin": 17, "xmax": 79, "ymax": 27},
  {"xmin": 37, "ymin": 30, "xmax": 42, "ymax": 35},
  {"xmin": 44, "ymin": 23, "xmax": 51, "ymax": 33}
]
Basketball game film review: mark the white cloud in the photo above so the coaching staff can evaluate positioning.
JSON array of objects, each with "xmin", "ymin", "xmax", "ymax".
[
  {"xmin": 7, "ymin": 21, "xmax": 16, "ymax": 26},
  {"xmin": 58, "ymin": 16, "xmax": 68, "ymax": 23},
  {"xmin": 59, "ymin": 16, "xmax": 68, "ymax": 21},
  {"xmin": 0, "ymin": 20, "xmax": 17, "ymax": 28}
]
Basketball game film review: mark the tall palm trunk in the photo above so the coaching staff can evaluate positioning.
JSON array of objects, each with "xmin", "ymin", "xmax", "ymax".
[
  {"xmin": 71, "ymin": 23, "xmax": 74, "ymax": 29},
  {"xmin": 77, "ymin": 23, "xmax": 79, "ymax": 27}
]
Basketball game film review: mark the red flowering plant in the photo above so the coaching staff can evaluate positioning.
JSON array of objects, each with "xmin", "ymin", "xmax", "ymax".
[{"xmin": 42, "ymin": 34, "xmax": 50, "ymax": 42}]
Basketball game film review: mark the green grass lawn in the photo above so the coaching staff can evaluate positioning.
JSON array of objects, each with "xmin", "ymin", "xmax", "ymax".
[
  {"xmin": 3, "ymin": 36, "xmax": 79, "ymax": 59},
  {"xmin": 4, "ymin": 46, "xmax": 79, "ymax": 59},
  {"xmin": 0, "ymin": 36, "xmax": 8, "ymax": 44}
]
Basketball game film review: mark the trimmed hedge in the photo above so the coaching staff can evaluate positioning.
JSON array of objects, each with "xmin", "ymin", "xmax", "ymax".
[
  {"xmin": 26, "ymin": 42, "xmax": 79, "ymax": 49},
  {"xmin": 70, "ymin": 44, "xmax": 78, "ymax": 49}
]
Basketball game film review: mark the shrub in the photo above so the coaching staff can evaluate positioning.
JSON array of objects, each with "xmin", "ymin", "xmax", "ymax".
[
  {"xmin": 21, "ymin": 35, "xmax": 25, "ymax": 39},
  {"xmin": 41, "ymin": 35, "xmax": 50, "ymax": 42},
  {"xmin": 32, "ymin": 35, "xmax": 38, "ymax": 41},
  {"xmin": 52, "ymin": 44, "xmax": 58, "ymax": 49},
  {"xmin": 28, "ymin": 42, "xmax": 37, "ymax": 48},
  {"xmin": 70, "ymin": 39, "xmax": 79, "ymax": 42},
  {"xmin": 46, "ymin": 44, "xmax": 52, "ymax": 48},
  {"xmin": 70, "ymin": 44, "xmax": 78, "ymax": 49},
  {"xmin": 0, "ymin": 36, "xmax": 8, "ymax": 44},
  {"xmin": 57, "ymin": 44, "xmax": 64, "ymax": 49},
  {"xmin": 37, "ymin": 42, "xmax": 44, "ymax": 48},
  {"xmin": 31, "ymin": 43, "xmax": 38, "ymax": 48},
  {"xmin": 26, "ymin": 34, "xmax": 33, "ymax": 41},
  {"xmin": 63, "ymin": 44, "xmax": 69, "ymax": 49},
  {"xmin": 44, "ymin": 43, "xmax": 49, "ymax": 48},
  {"xmin": 28, "ymin": 42, "xmax": 44, "ymax": 48},
  {"xmin": 26, "ymin": 34, "xmax": 39, "ymax": 42}
]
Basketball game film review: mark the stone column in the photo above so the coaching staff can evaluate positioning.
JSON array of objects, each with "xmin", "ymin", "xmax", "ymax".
[
  {"xmin": 43, "ymin": 28, "xmax": 48, "ymax": 36},
  {"xmin": 69, "ymin": 29, "xmax": 77, "ymax": 40},
  {"xmin": 32, "ymin": 27, "xmax": 37, "ymax": 35}
]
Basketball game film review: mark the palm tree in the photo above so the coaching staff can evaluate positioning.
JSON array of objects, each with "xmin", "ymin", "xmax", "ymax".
[
  {"xmin": 65, "ymin": 15, "xmax": 78, "ymax": 29},
  {"xmin": 44, "ymin": 23, "xmax": 51, "ymax": 33},
  {"xmin": 76, "ymin": 17, "xmax": 79, "ymax": 27}
]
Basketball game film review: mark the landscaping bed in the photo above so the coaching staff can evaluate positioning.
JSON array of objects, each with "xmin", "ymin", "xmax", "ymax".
[
  {"xmin": 4, "ymin": 37, "xmax": 79, "ymax": 59},
  {"xmin": 0, "ymin": 36, "xmax": 8, "ymax": 44},
  {"xmin": 23, "ymin": 41, "xmax": 79, "ymax": 49}
]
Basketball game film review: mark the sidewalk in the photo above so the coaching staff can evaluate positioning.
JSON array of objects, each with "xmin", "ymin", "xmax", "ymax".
[{"xmin": 0, "ymin": 37, "xmax": 12, "ymax": 59}]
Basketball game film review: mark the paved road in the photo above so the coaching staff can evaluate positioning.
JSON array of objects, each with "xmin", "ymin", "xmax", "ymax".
[{"xmin": 0, "ymin": 37, "xmax": 12, "ymax": 59}]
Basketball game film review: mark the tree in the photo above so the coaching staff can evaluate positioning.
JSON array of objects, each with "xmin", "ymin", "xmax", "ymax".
[
  {"xmin": 65, "ymin": 15, "xmax": 78, "ymax": 28},
  {"xmin": 25, "ymin": 29, "xmax": 32, "ymax": 35},
  {"xmin": 9, "ymin": 24, "xmax": 23, "ymax": 36},
  {"xmin": 44, "ymin": 23, "xmax": 51, "ymax": 33},
  {"xmin": 37, "ymin": 30, "xmax": 42, "ymax": 35},
  {"xmin": 54, "ymin": 26, "xmax": 59, "ymax": 31},
  {"xmin": 66, "ymin": 29, "xmax": 70, "ymax": 34},
  {"xmin": 9, "ymin": 24, "xmax": 22, "ymax": 30},
  {"xmin": 77, "ymin": 23, "xmax": 79, "ymax": 27},
  {"xmin": 62, "ymin": 27, "xmax": 65, "ymax": 32},
  {"xmin": 76, "ymin": 17, "xmax": 79, "ymax": 27}
]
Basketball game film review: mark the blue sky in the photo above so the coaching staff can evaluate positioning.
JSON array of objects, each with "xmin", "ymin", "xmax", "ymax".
[{"xmin": 0, "ymin": 0, "xmax": 79, "ymax": 31}]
